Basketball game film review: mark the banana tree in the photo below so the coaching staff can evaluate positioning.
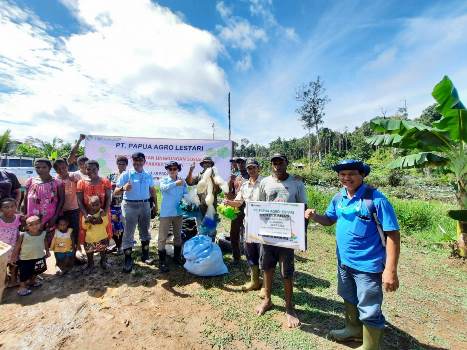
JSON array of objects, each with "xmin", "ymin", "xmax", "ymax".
[{"xmin": 367, "ymin": 76, "xmax": 466, "ymax": 256}]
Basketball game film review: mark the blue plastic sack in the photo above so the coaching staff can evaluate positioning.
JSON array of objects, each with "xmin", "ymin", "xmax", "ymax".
[
  {"xmin": 183, "ymin": 235, "xmax": 212, "ymax": 260},
  {"xmin": 183, "ymin": 235, "xmax": 228, "ymax": 277}
]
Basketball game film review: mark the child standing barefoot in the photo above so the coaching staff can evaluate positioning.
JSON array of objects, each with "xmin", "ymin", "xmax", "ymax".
[
  {"xmin": 11, "ymin": 216, "xmax": 49, "ymax": 296},
  {"xmin": 50, "ymin": 217, "xmax": 74, "ymax": 275},
  {"xmin": 82, "ymin": 196, "xmax": 110, "ymax": 273},
  {"xmin": 0, "ymin": 198, "xmax": 23, "ymax": 287}
]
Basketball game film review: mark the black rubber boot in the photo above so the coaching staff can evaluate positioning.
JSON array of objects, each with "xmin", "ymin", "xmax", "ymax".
[
  {"xmin": 123, "ymin": 248, "xmax": 133, "ymax": 273},
  {"xmin": 173, "ymin": 245, "xmax": 183, "ymax": 265},
  {"xmin": 141, "ymin": 240, "xmax": 152, "ymax": 264},
  {"xmin": 158, "ymin": 250, "xmax": 169, "ymax": 273}
]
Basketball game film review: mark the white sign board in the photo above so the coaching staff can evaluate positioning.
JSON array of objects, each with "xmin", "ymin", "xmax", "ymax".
[
  {"xmin": 245, "ymin": 201, "xmax": 306, "ymax": 250},
  {"xmin": 85, "ymin": 135, "xmax": 232, "ymax": 182}
]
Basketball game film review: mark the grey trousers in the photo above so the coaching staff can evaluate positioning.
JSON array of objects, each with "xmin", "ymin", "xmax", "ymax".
[
  {"xmin": 158, "ymin": 216, "xmax": 183, "ymax": 250},
  {"xmin": 121, "ymin": 201, "xmax": 151, "ymax": 250}
]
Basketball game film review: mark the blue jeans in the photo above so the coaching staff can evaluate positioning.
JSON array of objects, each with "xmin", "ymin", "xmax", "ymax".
[{"xmin": 337, "ymin": 264, "xmax": 385, "ymax": 329}]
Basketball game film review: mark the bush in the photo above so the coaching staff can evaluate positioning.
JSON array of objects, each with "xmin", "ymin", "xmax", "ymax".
[{"xmin": 306, "ymin": 186, "xmax": 456, "ymax": 245}]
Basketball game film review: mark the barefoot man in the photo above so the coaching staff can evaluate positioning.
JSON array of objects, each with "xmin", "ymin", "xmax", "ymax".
[{"xmin": 255, "ymin": 153, "xmax": 307, "ymax": 328}]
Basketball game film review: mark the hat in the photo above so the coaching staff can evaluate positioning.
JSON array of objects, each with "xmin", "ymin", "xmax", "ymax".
[
  {"xmin": 165, "ymin": 161, "xmax": 181, "ymax": 171},
  {"xmin": 131, "ymin": 152, "xmax": 145, "ymax": 160},
  {"xmin": 229, "ymin": 157, "xmax": 238, "ymax": 163},
  {"xmin": 235, "ymin": 157, "xmax": 246, "ymax": 163},
  {"xmin": 270, "ymin": 153, "xmax": 288, "ymax": 162},
  {"xmin": 200, "ymin": 156, "xmax": 215, "ymax": 166},
  {"xmin": 331, "ymin": 159, "xmax": 371, "ymax": 177},
  {"xmin": 246, "ymin": 158, "xmax": 259, "ymax": 167}
]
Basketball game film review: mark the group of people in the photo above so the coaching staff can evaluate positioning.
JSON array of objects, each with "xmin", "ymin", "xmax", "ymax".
[{"xmin": 0, "ymin": 135, "xmax": 401, "ymax": 350}]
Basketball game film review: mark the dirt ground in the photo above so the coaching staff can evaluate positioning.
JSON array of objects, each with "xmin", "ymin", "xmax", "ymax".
[{"xmin": 0, "ymin": 225, "xmax": 466, "ymax": 350}]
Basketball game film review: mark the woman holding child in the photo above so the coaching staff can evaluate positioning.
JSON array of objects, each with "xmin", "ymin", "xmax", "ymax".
[{"xmin": 76, "ymin": 160, "xmax": 112, "ymax": 272}]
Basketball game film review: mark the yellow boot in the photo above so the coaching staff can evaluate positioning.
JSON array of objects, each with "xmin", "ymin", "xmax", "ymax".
[
  {"xmin": 328, "ymin": 301, "xmax": 363, "ymax": 342},
  {"xmin": 242, "ymin": 265, "xmax": 261, "ymax": 291}
]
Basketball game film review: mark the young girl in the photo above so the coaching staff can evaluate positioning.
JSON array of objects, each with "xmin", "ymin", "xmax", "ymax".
[
  {"xmin": 12, "ymin": 215, "xmax": 50, "ymax": 296},
  {"xmin": 50, "ymin": 217, "xmax": 74, "ymax": 275},
  {"xmin": 0, "ymin": 197, "xmax": 22, "ymax": 287},
  {"xmin": 81, "ymin": 196, "xmax": 110, "ymax": 273}
]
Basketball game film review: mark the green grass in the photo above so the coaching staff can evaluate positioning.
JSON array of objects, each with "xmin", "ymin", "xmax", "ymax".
[{"xmin": 190, "ymin": 227, "xmax": 466, "ymax": 350}]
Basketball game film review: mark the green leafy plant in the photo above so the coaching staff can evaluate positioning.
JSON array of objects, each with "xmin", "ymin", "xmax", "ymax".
[
  {"xmin": 367, "ymin": 76, "xmax": 466, "ymax": 256},
  {"xmin": 0, "ymin": 129, "xmax": 12, "ymax": 153}
]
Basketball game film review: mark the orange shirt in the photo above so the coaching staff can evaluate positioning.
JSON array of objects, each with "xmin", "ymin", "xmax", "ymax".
[
  {"xmin": 57, "ymin": 172, "xmax": 81, "ymax": 211},
  {"xmin": 76, "ymin": 177, "xmax": 112, "ymax": 244}
]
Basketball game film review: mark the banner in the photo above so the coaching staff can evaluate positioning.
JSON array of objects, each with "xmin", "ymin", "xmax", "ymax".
[
  {"xmin": 85, "ymin": 135, "xmax": 232, "ymax": 182},
  {"xmin": 245, "ymin": 201, "xmax": 306, "ymax": 250}
]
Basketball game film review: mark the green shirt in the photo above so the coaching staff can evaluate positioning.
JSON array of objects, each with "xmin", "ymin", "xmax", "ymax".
[{"xmin": 19, "ymin": 231, "xmax": 46, "ymax": 260}]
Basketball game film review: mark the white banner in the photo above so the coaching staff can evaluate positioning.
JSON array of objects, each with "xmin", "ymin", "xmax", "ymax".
[
  {"xmin": 245, "ymin": 201, "xmax": 306, "ymax": 250},
  {"xmin": 85, "ymin": 135, "xmax": 232, "ymax": 183}
]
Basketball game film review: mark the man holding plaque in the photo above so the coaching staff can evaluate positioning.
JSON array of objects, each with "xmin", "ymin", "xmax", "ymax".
[
  {"xmin": 305, "ymin": 159, "xmax": 400, "ymax": 350},
  {"xmin": 224, "ymin": 158, "xmax": 263, "ymax": 291},
  {"xmin": 255, "ymin": 153, "xmax": 307, "ymax": 328}
]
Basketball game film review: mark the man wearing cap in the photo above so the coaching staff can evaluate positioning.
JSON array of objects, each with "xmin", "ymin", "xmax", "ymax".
[
  {"xmin": 186, "ymin": 157, "xmax": 221, "ymax": 234},
  {"xmin": 230, "ymin": 157, "xmax": 239, "ymax": 176},
  {"xmin": 115, "ymin": 152, "xmax": 158, "ymax": 272},
  {"xmin": 158, "ymin": 161, "xmax": 188, "ymax": 273},
  {"xmin": 256, "ymin": 153, "xmax": 307, "ymax": 328},
  {"xmin": 224, "ymin": 158, "xmax": 263, "ymax": 290},
  {"xmin": 227, "ymin": 156, "xmax": 249, "ymax": 264},
  {"xmin": 305, "ymin": 159, "xmax": 400, "ymax": 349}
]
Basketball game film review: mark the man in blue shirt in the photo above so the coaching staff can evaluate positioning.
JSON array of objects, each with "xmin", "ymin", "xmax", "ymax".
[
  {"xmin": 305, "ymin": 160, "xmax": 400, "ymax": 350},
  {"xmin": 158, "ymin": 161, "xmax": 188, "ymax": 272},
  {"xmin": 115, "ymin": 152, "xmax": 158, "ymax": 273}
]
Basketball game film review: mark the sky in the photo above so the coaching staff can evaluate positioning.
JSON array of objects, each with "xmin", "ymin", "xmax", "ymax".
[{"xmin": 1, "ymin": 0, "xmax": 467, "ymax": 145}]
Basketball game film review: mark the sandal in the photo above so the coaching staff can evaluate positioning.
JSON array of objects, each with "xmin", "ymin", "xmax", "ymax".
[
  {"xmin": 17, "ymin": 289, "xmax": 32, "ymax": 296},
  {"xmin": 29, "ymin": 281, "xmax": 43, "ymax": 288}
]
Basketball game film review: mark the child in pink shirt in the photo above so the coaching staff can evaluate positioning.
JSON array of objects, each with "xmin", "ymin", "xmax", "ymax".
[{"xmin": 0, "ymin": 197, "xmax": 23, "ymax": 287}]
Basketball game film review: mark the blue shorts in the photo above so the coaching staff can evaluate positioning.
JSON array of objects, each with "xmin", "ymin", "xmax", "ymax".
[{"xmin": 54, "ymin": 251, "xmax": 74, "ymax": 261}]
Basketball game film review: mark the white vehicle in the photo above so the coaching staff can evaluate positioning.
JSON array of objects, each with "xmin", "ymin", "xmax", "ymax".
[{"xmin": 0, "ymin": 155, "xmax": 56, "ymax": 186}]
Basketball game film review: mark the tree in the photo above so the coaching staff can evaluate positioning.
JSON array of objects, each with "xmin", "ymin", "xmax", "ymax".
[
  {"xmin": 367, "ymin": 76, "xmax": 466, "ymax": 257},
  {"xmin": 15, "ymin": 143, "xmax": 44, "ymax": 157},
  {"xmin": 416, "ymin": 103, "xmax": 443, "ymax": 126},
  {"xmin": 395, "ymin": 100, "xmax": 409, "ymax": 119},
  {"xmin": 13, "ymin": 136, "xmax": 79, "ymax": 160},
  {"xmin": 0, "ymin": 130, "xmax": 12, "ymax": 154},
  {"xmin": 296, "ymin": 76, "xmax": 330, "ymax": 162}
]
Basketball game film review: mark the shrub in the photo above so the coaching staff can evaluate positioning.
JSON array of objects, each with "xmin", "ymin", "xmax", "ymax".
[{"xmin": 306, "ymin": 186, "xmax": 456, "ymax": 245}]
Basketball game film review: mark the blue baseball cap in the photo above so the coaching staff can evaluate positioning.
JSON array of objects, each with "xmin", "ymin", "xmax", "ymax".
[{"xmin": 332, "ymin": 159, "xmax": 371, "ymax": 177}]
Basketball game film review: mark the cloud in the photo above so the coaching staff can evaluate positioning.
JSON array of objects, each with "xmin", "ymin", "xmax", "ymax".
[
  {"xmin": 217, "ymin": 20, "xmax": 267, "ymax": 51},
  {"xmin": 235, "ymin": 54, "xmax": 252, "ymax": 71},
  {"xmin": 248, "ymin": 0, "xmax": 298, "ymax": 42},
  {"xmin": 216, "ymin": 1, "xmax": 267, "ymax": 52},
  {"xmin": 364, "ymin": 47, "xmax": 397, "ymax": 70},
  {"xmin": 230, "ymin": 1, "xmax": 467, "ymax": 143},
  {"xmin": 215, "ymin": 1, "xmax": 232, "ymax": 19},
  {"xmin": 326, "ymin": 12, "xmax": 467, "ymax": 130},
  {"xmin": 215, "ymin": 0, "xmax": 296, "ymax": 71},
  {"xmin": 0, "ymin": 0, "xmax": 229, "ymax": 141}
]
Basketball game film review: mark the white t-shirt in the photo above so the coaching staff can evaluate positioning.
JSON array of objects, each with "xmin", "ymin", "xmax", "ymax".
[{"xmin": 235, "ymin": 176, "xmax": 263, "ymax": 203}]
